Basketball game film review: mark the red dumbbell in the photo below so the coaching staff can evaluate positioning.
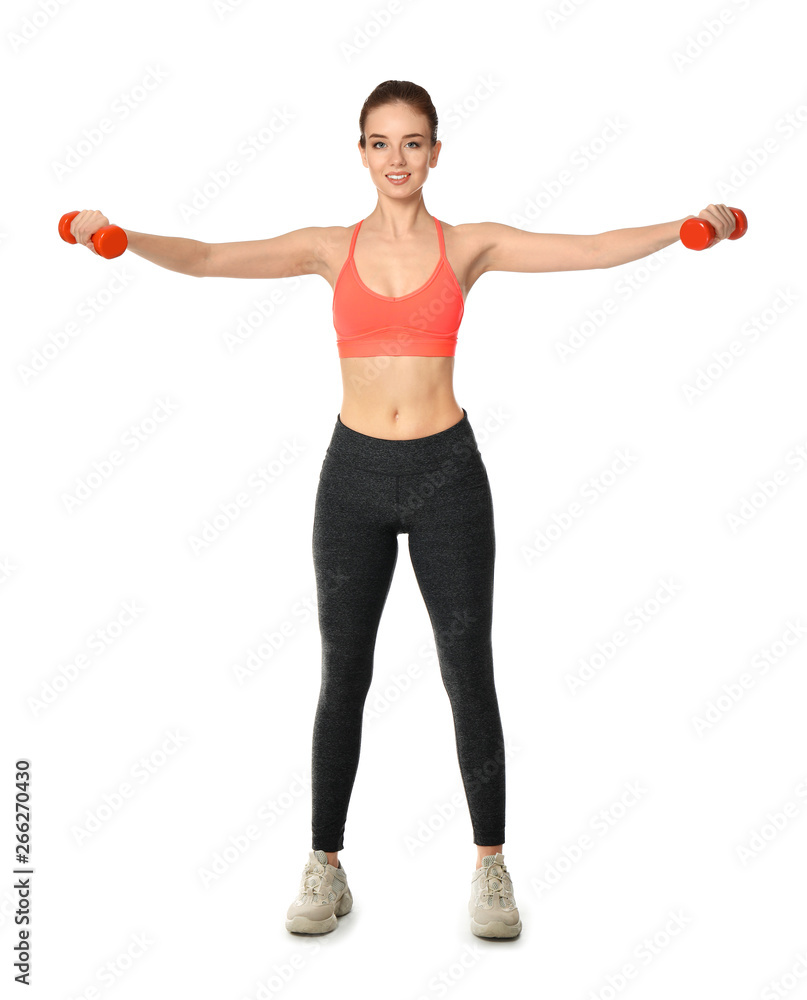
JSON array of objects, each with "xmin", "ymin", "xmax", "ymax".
[
  {"xmin": 680, "ymin": 207, "xmax": 747, "ymax": 251},
  {"xmin": 58, "ymin": 211, "xmax": 128, "ymax": 259}
]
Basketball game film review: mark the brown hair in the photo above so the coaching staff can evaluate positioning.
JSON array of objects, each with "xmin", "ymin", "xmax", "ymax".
[{"xmin": 359, "ymin": 80, "xmax": 438, "ymax": 150}]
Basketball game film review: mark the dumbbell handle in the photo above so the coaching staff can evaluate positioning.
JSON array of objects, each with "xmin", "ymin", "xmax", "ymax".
[
  {"xmin": 680, "ymin": 207, "xmax": 747, "ymax": 251},
  {"xmin": 58, "ymin": 211, "xmax": 128, "ymax": 259}
]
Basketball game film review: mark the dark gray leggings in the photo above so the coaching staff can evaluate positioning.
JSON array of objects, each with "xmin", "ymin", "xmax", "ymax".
[{"xmin": 311, "ymin": 408, "xmax": 506, "ymax": 852}]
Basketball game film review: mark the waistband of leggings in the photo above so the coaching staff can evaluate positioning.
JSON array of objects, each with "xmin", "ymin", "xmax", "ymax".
[{"xmin": 326, "ymin": 407, "xmax": 481, "ymax": 474}]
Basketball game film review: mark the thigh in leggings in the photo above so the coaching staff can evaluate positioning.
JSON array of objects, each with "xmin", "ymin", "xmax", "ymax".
[{"xmin": 310, "ymin": 409, "xmax": 505, "ymax": 852}]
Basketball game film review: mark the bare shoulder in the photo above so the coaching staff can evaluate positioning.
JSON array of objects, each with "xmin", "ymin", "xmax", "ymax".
[
  {"xmin": 437, "ymin": 220, "xmax": 499, "ymax": 289},
  {"xmin": 437, "ymin": 219, "xmax": 494, "ymax": 254},
  {"xmin": 315, "ymin": 223, "xmax": 361, "ymax": 285}
]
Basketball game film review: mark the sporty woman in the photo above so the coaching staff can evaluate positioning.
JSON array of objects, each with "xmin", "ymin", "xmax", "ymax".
[{"xmin": 67, "ymin": 79, "xmax": 737, "ymax": 940}]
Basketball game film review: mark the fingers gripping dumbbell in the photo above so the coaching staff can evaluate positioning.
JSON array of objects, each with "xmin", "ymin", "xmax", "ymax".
[
  {"xmin": 680, "ymin": 207, "xmax": 747, "ymax": 251},
  {"xmin": 58, "ymin": 211, "xmax": 128, "ymax": 259}
]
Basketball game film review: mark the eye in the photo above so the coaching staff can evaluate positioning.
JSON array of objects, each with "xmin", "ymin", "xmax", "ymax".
[{"xmin": 372, "ymin": 141, "xmax": 421, "ymax": 149}]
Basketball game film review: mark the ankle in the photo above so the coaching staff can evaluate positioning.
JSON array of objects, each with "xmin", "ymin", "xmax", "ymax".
[
  {"xmin": 475, "ymin": 845, "xmax": 503, "ymax": 869},
  {"xmin": 325, "ymin": 851, "xmax": 339, "ymax": 868}
]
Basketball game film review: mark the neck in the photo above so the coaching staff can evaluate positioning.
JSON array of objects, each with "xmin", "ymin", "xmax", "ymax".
[{"xmin": 366, "ymin": 196, "xmax": 430, "ymax": 236}]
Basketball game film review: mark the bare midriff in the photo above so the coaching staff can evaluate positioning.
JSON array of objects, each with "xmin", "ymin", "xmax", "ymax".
[{"xmin": 338, "ymin": 355, "xmax": 463, "ymax": 439}]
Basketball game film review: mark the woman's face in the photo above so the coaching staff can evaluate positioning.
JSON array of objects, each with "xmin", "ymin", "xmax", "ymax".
[{"xmin": 360, "ymin": 103, "xmax": 440, "ymax": 200}]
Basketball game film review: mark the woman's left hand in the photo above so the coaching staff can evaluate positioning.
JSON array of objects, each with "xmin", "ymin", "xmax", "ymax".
[{"xmin": 694, "ymin": 203, "xmax": 736, "ymax": 241}]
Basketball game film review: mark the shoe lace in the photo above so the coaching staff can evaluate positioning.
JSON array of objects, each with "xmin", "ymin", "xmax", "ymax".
[
  {"xmin": 478, "ymin": 860, "xmax": 516, "ymax": 909},
  {"xmin": 299, "ymin": 861, "xmax": 328, "ymax": 902}
]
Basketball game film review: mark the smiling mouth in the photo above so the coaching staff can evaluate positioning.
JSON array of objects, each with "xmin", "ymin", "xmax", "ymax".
[{"xmin": 386, "ymin": 173, "xmax": 410, "ymax": 182}]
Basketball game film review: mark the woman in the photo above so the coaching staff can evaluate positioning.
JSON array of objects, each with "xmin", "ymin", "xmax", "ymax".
[{"xmin": 69, "ymin": 80, "xmax": 737, "ymax": 940}]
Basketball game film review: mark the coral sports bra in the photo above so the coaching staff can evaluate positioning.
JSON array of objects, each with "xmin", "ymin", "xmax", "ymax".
[{"xmin": 333, "ymin": 215, "xmax": 465, "ymax": 358}]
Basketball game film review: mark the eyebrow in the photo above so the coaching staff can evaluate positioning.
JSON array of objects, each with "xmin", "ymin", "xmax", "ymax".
[{"xmin": 367, "ymin": 133, "xmax": 425, "ymax": 139}]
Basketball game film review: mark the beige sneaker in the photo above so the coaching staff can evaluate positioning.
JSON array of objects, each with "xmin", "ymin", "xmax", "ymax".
[
  {"xmin": 285, "ymin": 850, "xmax": 353, "ymax": 934},
  {"xmin": 469, "ymin": 852, "xmax": 522, "ymax": 938}
]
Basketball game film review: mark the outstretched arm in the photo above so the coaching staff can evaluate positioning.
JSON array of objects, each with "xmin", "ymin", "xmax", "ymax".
[
  {"xmin": 595, "ymin": 216, "xmax": 691, "ymax": 268},
  {"xmin": 595, "ymin": 203, "xmax": 737, "ymax": 268},
  {"xmin": 473, "ymin": 203, "xmax": 737, "ymax": 274},
  {"xmin": 121, "ymin": 230, "xmax": 208, "ymax": 275},
  {"xmin": 117, "ymin": 225, "xmax": 327, "ymax": 278}
]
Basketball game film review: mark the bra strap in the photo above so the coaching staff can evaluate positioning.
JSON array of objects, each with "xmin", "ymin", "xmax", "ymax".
[
  {"xmin": 433, "ymin": 216, "xmax": 447, "ymax": 258},
  {"xmin": 350, "ymin": 216, "xmax": 445, "ymax": 261},
  {"xmin": 348, "ymin": 219, "xmax": 363, "ymax": 259}
]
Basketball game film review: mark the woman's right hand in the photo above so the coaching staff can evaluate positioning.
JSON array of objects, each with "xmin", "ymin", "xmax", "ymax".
[{"xmin": 70, "ymin": 209, "xmax": 110, "ymax": 254}]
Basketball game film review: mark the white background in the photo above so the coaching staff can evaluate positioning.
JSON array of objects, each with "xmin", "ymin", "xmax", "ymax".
[{"xmin": 3, "ymin": 0, "xmax": 806, "ymax": 996}]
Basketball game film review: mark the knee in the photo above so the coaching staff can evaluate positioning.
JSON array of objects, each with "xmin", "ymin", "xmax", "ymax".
[{"xmin": 435, "ymin": 631, "xmax": 494, "ymax": 669}]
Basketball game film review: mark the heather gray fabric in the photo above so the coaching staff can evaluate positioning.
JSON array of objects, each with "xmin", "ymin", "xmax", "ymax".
[{"xmin": 311, "ymin": 408, "xmax": 506, "ymax": 852}]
